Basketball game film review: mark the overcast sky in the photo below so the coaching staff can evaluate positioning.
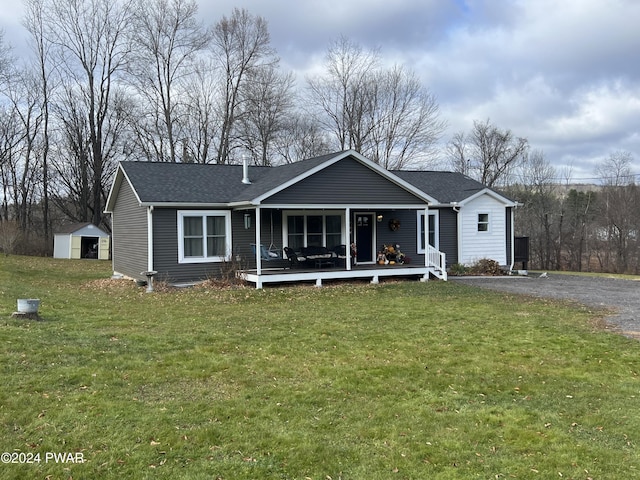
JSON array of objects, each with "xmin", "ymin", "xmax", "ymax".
[{"xmin": 2, "ymin": 0, "xmax": 639, "ymax": 182}]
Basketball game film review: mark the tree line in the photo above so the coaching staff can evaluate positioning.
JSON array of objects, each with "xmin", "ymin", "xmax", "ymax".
[
  {"xmin": 448, "ymin": 120, "xmax": 639, "ymax": 273},
  {"xmin": 506, "ymin": 151, "xmax": 640, "ymax": 274},
  {"xmin": 1, "ymin": 0, "xmax": 637, "ymax": 274},
  {"xmin": 0, "ymin": 0, "xmax": 445, "ymax": 253}
]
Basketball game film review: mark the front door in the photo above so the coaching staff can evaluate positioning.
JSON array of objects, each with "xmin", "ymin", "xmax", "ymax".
[{"xmin": 354, "ymin": 213, "xmax": 375, "ymax": 263}]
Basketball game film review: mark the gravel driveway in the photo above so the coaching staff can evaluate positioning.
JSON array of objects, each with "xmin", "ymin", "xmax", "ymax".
[{"xmin": 452, "ymin": 273, "xmax": 640, "ymax": 339}]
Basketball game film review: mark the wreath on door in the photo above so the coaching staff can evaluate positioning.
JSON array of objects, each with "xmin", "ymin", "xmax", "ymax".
[{"xmin": 389, "ymin": 219, "xmax": 401, "ymax": 231}]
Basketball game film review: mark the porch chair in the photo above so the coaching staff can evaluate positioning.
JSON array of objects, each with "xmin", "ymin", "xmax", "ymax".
[
  {"xmin": 331, "ymin": 244, "xmax": 347, "ymax": 267},
  {"xmin": 251, "ymin": 243, "xmax": 283, "ymax": 261},
  {"xmin": 283, "ymin": 247, "xmax": 306, "ymax": 268}
]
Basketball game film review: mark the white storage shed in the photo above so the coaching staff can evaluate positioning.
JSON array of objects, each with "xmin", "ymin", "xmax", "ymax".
[{"xmin": 53, "ymin": 223, "xmax": 110, "ymax": 259}]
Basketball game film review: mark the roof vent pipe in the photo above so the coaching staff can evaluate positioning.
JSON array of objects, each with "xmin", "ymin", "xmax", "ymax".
[{"xmin": 242, "ymin": 155, "xmax": 251, "ymax": 184}]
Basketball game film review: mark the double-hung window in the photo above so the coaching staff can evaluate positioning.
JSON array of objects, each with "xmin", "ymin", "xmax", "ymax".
[
  {"xmin": 178, "ymin": 210, "xmax": 231, "ymax": 263},
  {"xmin": 284, "ymin": 211, "xmax": 344, "ymax": 250},
  {"xmin": 477, "ymin": 213, "xmax": 490, "ymax": 232}
]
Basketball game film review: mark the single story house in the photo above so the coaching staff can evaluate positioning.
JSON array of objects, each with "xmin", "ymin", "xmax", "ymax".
[
  {"xmin": 104, "ymin": 150, "xmax": 520, "ymax": 288},
  {"xmin": 53, "ymin": 222, "xmax": 110, "ymax": 260}
]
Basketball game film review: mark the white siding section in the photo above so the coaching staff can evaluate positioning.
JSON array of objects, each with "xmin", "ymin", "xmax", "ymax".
[
  {"xmin": 53, "ymin": 234, "xmax": 71, "ymax": 258},
  {"xmin": 459, "ymin": 194, "xmax": 507, "ymax": 265}
]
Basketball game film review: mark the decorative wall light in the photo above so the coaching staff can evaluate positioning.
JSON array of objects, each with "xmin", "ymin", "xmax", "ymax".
[
  {"xmin": 377, "ymin": 214, "xmax": 383, "ymax": 222},
  {"xmin": 244, "ymin": 213, "xmax": 251, "ymax": 229}
]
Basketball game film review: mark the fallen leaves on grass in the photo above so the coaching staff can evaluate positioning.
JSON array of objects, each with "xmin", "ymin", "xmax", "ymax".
[{"xmin": 80, "ymin": 278, "xmax": 134, "ymax": 292}]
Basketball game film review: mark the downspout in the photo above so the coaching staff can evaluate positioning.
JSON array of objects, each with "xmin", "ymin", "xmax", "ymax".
[
  {"xmin": 147, "ymin": 206, "xmax": 154, "ymax": 272},
  {"xmin": 509, "ymin": 206, "xmax": 516, "ymax": 272},
  {"xmin": 452, "ymin": 203, "xmax": 462, "ymax": 265}
]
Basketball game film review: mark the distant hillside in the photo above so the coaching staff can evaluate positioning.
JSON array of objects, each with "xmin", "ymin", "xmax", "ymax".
[{"xmin": 552, "ymin": 183, "xmax": 601, "ymax": 195}]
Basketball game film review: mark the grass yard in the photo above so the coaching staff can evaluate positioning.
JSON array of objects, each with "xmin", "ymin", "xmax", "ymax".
[{"xmin": 1, "ymin": 256, "xmax": 639, "ymax": 479}]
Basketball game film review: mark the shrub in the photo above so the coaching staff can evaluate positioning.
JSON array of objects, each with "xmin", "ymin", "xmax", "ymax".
[
  {"xmin": 449, "ymin": 262, "xmax": 467, "ymax": 276},
  {"xmin": 469, "ymin": 258, "xmax": 503, "ymax": 276},
  {"xmin": 0, "ymin": 220, "xmax": 22, "ymax": 255},
  {"xmin": 216, "ymin": 253, "xmax": 249, "ymax": 286}
]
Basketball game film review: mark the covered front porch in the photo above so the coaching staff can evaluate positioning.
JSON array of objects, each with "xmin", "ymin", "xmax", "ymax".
[
  {"xmin": 236, "ymin": 202, "xmax": 447, "ymax": 288},
  {"xmin": 240, "ymin": 260, "xmax": 445, "ymax": 288}
]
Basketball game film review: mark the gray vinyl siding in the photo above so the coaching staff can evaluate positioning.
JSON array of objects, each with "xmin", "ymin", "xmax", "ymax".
[
  {"xmin": 375, "ymin": 209, "xmax": 420, "ymax": 260},
  {"xmin": 438, "ymin": 209, "xmax": 458, "ymax": 266},
  {"xmin": 152, "ymin": 208, "xmax": 229, "ymax": 283},
  {"xmin": 111, "ymin": 178, "xmax": 148, "ymax": 280},
  {"xmin": 374, "ymin": 208, "xmax": 459, "ymax": 266},
  {"xmin": 232, "ymin": 210, "xmax": 256, "ymax": 265},
  {"xmin": 234, "ymin": 209, "xmax": 287, "ymax": 269},
  {"xmin": 263, "ymin": 157, "xmax": 425, "ymax": 205},
  {"xmin": 148, "ymin": 208, "xmax": 288, "ymax": 283}
]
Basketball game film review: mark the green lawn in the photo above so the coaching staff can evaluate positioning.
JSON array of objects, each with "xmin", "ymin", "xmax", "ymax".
[{"xmin": 1, "ymin": 256, "xmax": 639, "ymax": 479}]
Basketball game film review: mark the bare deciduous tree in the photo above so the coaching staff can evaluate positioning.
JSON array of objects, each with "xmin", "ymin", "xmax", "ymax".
[
  {"xmin": 211, "ymin": 8, "xmax": 277, "ymax": 164},
  {"xmin": 506, "ymin": 149, "xmax": 560, "ymax": 270},
  {"xmin": 594, "ymin": 151, "xmax": 639, "ymax": 273},
  {"xmin": 181, "ymin": 60, "xmax": 219, "ymax": 164},
  {"xmin": 0, "ymin": 106, "xmax": 24, "ymax": 221},
  {"xmin": 273, "ymin": 114, "xmax": 330, "ymax": 165},
  {"xmin": 307, "ymin": 36, "xmax": 379, "ymax": 153},
  {"xmin": 0, "ymin": 63, "xmax": 47, "ymax": 242},
  {"xmin": 307, "ymin": 37, "xmax": 444, "ymax": 169},
  {"xmin": 368, "ymin": 65, "xmax": 445, "ymax": 169},
  {"xmin": 43, "ymin": 0, "xmax": 132, "ymax": 227},
  {"xmin": 237, "ymin": 66, "xmax": 295, "ymax": 166},
  {"xmin": 128, "ymin": 0, "xmax": 209, "ymax": 162},
  {"xmin": 23, "ymin": 0, "xmax": 54, "ymax": 243},
  {"xmin": 0, "ymin": 30, "xmax": 12, "ymax": 87},
  {"xmin": 449, "ymin": 119, "xmax": 528, "ymax": 187}
]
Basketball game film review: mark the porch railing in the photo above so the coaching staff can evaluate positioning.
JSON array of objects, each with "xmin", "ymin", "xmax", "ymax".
[{"xmin": 426, "ymin": 245, "xmax": 447, "ymax": 281}]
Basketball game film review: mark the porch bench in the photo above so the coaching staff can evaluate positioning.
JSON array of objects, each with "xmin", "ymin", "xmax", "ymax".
[
  {"xmin": 285, "ymin": 246, "xmax": 338, "ymax": 268},
  {"xmin": 300, "ymin": 246, "xmax": 337, "ymax": 268}
]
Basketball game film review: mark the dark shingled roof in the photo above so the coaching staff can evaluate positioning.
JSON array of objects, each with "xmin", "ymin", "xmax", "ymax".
[
  {"xmin": 392, "ymin": 170, "xmax": 490, "ymax": 203},
  {"xmin": 118, "ymin": 152, "xmax": 347, "ymax": 205},
  {"xmin": 234, "ymin": 152, "xmax": 341, "ymax": 201},
  {"xmin": 119, "ymin": 162, "xmax": 266, "ymax": 204},
  {"xmin": 115, "ymin": 151, "xmax": 514, "ymax": 206}
]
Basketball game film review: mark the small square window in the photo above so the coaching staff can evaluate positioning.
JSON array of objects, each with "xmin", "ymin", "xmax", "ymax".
[{"xmin": 478, "ymin": 213, "xmax": 489, "ymax": 232}]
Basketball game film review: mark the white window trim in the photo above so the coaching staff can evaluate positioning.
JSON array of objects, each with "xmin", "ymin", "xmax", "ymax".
[
  {"xmin": 417, "ymin": 210, "xmax": 439, "ymax": 254},
  {"xmin": 177, "ymin": 210, "xmax": 232, "ymax": 264},
  {"xmin": 282, "ymin": 210, "xmax": 345, "ymax": 249},
  {"xmin": 477, "ymin": 212, "xmax": 491, "ymax": 233}
]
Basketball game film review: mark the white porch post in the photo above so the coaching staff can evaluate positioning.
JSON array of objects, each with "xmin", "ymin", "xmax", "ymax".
[
  {"xmin": 345, "ymin": 207, "xmax": 351, "ymax": 270},
  {"xmin": 147, "ymin": 206, "xmax": 154, "ymax": 271},
  {"xmin": 424, "ymin": 206, "xmax": 429, "ymax": 267},
  {"xmin": 255, "ymin": 207, "xmax": 262, "ymax": 276},
  {"xmin": 422, "ymin": 206, "xmax": 429, "ymax": 282}
]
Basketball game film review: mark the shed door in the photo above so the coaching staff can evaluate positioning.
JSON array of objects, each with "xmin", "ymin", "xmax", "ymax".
[
  {"xmin": 71, "ymin": 236, "xmax": 82, "ymax": 259},
  {"xmin": 99, "ymin": 237, "xmax": 110, "ymax": 260}
]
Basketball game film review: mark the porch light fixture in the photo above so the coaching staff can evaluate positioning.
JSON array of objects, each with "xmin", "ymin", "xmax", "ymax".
[
  {"xmin": 244, "ymin": 213, "xmax": 251, "ymax": 229},
  {"xmin": 377, "ymin": 214, "xmax": 383, "ymax": 222}
]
